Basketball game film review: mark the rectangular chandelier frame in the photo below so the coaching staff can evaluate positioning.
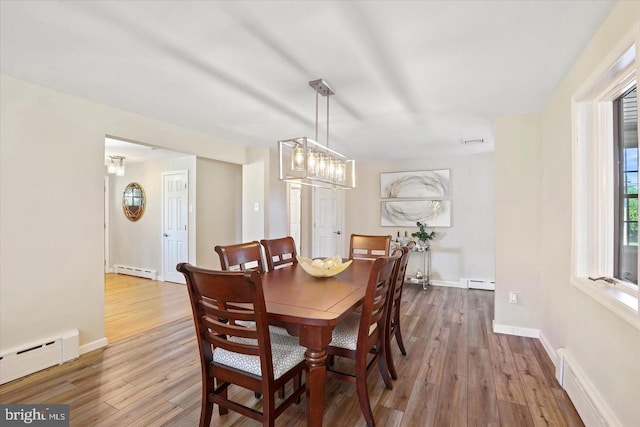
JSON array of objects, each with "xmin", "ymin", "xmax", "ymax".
[{"xmin": 278, "ymin": 137, "xmax": 356, "ymax": 189}]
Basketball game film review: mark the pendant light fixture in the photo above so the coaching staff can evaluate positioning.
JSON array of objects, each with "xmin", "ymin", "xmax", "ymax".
[
  {"xmin": 107, "ymin": 155, "xmax": 126, "ymax": 176},
  {"xmin": 278, "ymin": 79, "xmax": 355, "ymax": 189}
]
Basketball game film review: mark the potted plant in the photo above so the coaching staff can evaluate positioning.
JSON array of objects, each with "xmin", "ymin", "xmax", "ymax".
[{"xmin": 411, "ymin": 221, "xmax": 435, "ymax": 248}]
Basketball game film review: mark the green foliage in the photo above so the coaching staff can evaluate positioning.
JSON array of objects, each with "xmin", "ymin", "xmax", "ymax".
[{"xmin": 411, "ymin": 221, "xmax": 435, "ymax": 241}]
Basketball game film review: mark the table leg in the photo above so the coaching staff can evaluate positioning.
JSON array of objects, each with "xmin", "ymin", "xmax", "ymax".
[
  {"xmin": 305, "ymin": 347, "xmax": 327, "ymax": 427},
  {"xmin": 298, "ymin": 324, "xmax": 333, "ymax": 426}
]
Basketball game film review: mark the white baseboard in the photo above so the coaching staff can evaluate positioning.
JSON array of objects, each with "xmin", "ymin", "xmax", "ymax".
[
  {"xmin": 492, "ymin": 322, "xmax": 540, "ymax": 338},
  {"xmin": 538, "ymin": 330, "xmax": 558, "ymax": 368},
  {"xmin": 79, "ymin": 337, "xmax": 108, "ymax": 355}
]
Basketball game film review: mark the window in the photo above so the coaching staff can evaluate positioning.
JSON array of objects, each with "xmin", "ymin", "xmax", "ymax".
[
  {"xmin": 572, "ymin": 26, "xmax": 639, "ymax": 329},
  {"xmin": 614, "ymin": 88, "xmax": 638, "ymax": 285}
]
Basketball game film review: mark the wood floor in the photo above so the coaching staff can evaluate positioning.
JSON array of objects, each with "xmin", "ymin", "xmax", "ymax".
[
  {"xmin": 0, "ymin": 281, "xmax": 583, "ymax": 426},
  {"xmin": 104, "ymin": 273, "xmax": 191, "ymax": 342}
]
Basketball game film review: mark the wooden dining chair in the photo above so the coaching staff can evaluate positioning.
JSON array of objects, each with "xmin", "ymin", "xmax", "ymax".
[
  {"xmin": 349, "ymin": 234, "xmax": 392, "ymax": 260},
  {"xmin": 214, "ymin": 241, "xmax": 266, "ymax": 273},
  {"xmin": 177, "ymin": 263, "xmax": 306, "ymax": 427},
  {"xmin": 385, "ymin": 246, "xmax": 411, "ymax": 380},
  {"xmin": 215, "ymin": 241, "xmax": 288, "ymax": 336},
  {"xmin": 325, "ymin": 252, "xmax": 400, "ymax": 427},
  {"xmin": 260, "ymin": 236, "xmax": 298, "ymax": 271}
]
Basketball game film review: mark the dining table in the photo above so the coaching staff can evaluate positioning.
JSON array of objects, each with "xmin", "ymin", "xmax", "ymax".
[{"xmin": 260, "ymin": 258, "xmax": 374, "ymax": 427}]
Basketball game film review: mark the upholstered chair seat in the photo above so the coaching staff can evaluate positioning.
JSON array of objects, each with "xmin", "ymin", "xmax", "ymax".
[{"xmin": 214, "ymin": 334, "xmax": 306, "ymax": 379}]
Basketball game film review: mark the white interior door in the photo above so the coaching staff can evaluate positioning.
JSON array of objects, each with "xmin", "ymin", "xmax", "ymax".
[
  {"xmin": 162, "ymin": 171, "xmax": 188, "ymax": 283},
  {"xmin": 312, "ymin": 188, "xmax": 343, "ymax": 258}
]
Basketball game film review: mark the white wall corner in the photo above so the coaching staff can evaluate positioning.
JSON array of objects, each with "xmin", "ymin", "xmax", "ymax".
[{"xmin": 79, "ymin": 337, "xmax": 108, "ymax": 355}]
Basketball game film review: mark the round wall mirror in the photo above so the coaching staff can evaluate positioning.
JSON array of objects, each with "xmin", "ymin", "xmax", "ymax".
[{"xmin": 122, "ymin": 182, "xmax": 146, "ymax": 221}]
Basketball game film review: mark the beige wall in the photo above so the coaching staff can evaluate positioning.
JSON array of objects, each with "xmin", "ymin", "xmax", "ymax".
[
  {"xmin": 494, "ymin": 114, "xmax": 542, "ymax": 329},
  {"xmin": 0, "ymin": 75, "xmax": 246, "ymax": 352},
  {"xmin": 195, "ymin": 156, "xmax": 243, "ymax": 269},
  {"xmin": 494, "ymin": 3, "xmax": 640, "ymax": 424},
  {"xmin": 345, "ymin": 153, "xmax": 495, "ymax": 283}
]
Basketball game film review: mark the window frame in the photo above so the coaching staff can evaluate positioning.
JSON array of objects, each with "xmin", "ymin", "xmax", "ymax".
[
  {"xmin": 571, "ymin": 24, "xmax": 640, "ymax": 330},
  {"xmin": 613, "ymin": 87, "xmax": 639, "ymax": 286}
]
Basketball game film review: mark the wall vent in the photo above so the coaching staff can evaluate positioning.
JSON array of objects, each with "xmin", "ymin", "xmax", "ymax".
[
  {"xmin": 461, "ymin": 138, "xmax": 485, "ymax": 145},
  {"xmin": 0, "ymin": 329, "xmax": 79, "ymax": 385},
  {"xmin": 114, "ymin": 265, "xmax": 157, "ymax": 280}
]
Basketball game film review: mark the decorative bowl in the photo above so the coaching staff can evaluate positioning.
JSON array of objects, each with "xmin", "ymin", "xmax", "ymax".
[{"xmin": 296, "ymin": 255, "xmax": 353, "ymax": 278}]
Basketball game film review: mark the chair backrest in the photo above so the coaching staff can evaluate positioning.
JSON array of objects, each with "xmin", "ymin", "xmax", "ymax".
[
  {"xmin": 260, "ymin": 237, "xmax": 298, "ymax": 271},
  {"xmin": 349, "ymin": 234, "xmax": 392, "ymax": 260},
  {"xmin": 176, "ymin": 263, "xmax": 275, "ymax": 381},
  {"xmin": 388, "ymin": 246, "xmax": 410, "ymax": 322},
  {"xmin": 215, "ymin": 241, "xmax": 266, "ymax": 272},
  {"xmin": 358, "ymin": 253, "xmax": 400, "ymax": 345}
]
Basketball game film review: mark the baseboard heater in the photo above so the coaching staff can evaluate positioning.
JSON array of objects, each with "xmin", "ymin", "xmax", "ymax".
[
  {"xmin": 114, "ymin": 264, "xmax": 157, "ymax": 280},
  {"xmin": 460, "ymin": 278, "xmax": 495, "ymax": 290},
  {"xmin": 557, "ymin": 349, "xmax": 617, "ymax": 427},
  {"xmin": 0, "ymin": 329, "xmax": 79, "ymax": 385}
]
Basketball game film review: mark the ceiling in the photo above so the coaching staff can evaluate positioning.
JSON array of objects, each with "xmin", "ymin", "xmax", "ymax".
[{"xmin": 0, "ymin": 1, "xmax": 616, "ymax": 161}]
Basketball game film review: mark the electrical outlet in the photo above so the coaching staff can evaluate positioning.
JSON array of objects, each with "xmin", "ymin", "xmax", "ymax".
[{"xmin": 509, "ymin": 292, "xmax": 518, "ymax": 304}]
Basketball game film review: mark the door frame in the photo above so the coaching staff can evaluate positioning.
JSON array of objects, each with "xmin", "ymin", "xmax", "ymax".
[
  {"xmin": 104, "ymin": 175, "xmax": 111, "ymax": 273},
  {"xmin": 287, "ymin": 183, "xmax": 302, "ymax": 255}
]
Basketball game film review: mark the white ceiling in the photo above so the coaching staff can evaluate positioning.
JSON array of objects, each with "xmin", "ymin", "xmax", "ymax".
[{"xmin": 0, "ymin": 1, "xmax": 615, "ymax": 161}]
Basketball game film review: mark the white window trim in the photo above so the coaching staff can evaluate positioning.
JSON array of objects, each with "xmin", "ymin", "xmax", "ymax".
[{"xmin": 571, "ymin": 22, "xmax": 640, "ymax": 331}]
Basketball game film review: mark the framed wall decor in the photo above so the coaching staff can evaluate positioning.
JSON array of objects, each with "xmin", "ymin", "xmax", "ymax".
[
  {"xmin": 380, "ymin": 169, "xmax": 451, "ymax": 227},
  {"xmin": 381, "ymin": 200, "xmax": 451, "ymax": 227},
  {"xmin": 380, "ymin": 169, "xmax": 450, "ymax": 199}
]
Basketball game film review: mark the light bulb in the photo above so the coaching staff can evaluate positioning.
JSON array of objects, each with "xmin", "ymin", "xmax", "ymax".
[
  {"xmin": 307, "ymin": 150, "xmax": 318, "ymax": 175},
  {"xmin": 291, "ymin": 143, "xmax": 305, "ymax": 171}
]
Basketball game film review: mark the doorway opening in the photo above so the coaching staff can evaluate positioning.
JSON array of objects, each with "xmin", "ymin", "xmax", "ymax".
[{"xmin": 104, "ymin": 137, "xmax": 191, "ymax": 343}]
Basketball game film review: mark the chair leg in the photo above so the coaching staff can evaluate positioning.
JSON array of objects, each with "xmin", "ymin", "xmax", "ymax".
[
  {"xmin": 377, "ymin": 348, "xmax": 393, "ymax": 390},
  {"xmin": 385, "ymin": 328, "xmax": 399, "ymax": 380},
  {"xmin": 201, "ymin": 376, "xmax": 215, "ymax": 427},
  {"xmin": 214, "ymin": 378, "xmax": 228, "ymax": 416},
  {"xmin": 355, "ymin": 362, "xmax": 375, "ymax": 427},
  {"xmin": 295, "ymin": 372, "xmax": 302, "ymax": 404},
  {"xmin": 394, "ymin": 313, "xmax": 407, "ymax": 356},
  {"xmin": 263, "ymin": 390, "xmax": 276, "ymax": 427}
]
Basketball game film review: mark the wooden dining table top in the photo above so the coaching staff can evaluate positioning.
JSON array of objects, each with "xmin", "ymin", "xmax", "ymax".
[{"xmin": 260, "ymin": 258, "xmax": 373, "ymax": 326}]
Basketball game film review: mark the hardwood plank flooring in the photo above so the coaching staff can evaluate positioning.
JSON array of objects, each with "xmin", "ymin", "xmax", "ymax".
[
  {"xmin": 0, "ymin": 284, "xmax": 583, "ymax": 427},
  {"xmin": 104, "ymin": 273, "xmax": 191, "ymax": 342}
]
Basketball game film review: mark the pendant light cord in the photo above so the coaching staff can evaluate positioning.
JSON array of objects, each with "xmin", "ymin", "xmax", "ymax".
[{"xmin": 326, "ymin": 94, "xmax": 330, "ymax": 148}]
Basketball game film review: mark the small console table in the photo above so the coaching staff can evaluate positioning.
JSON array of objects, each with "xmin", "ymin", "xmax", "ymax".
[{"xmin": 404, "ymin": 245, "xmax": 431, "ymax": 290}]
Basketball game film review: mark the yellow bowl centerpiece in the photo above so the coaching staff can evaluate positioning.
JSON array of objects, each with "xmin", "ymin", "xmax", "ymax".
[{"xmin": 296, "ymin": 255, "xmax": 352, "ymax": 278}]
